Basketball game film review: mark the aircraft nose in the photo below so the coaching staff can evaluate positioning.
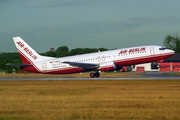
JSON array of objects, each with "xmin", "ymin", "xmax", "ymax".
[{"xmin": 168, "ymin": 49, "xmax": 175, "ymax": 55}]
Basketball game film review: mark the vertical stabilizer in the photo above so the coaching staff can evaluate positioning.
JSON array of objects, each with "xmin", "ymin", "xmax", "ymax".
[{"xmin": 13, "ymin": 37, "xmax": 44, "ymax": 64}]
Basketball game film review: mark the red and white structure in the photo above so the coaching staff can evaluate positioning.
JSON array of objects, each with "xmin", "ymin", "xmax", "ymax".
[
  {"xmin": 132, "ymin": 53, "xmax": 180, "ymax": 72},
  {"xmin": 159, "ymin": 53, "xmax": 180, "ymax": 72}
]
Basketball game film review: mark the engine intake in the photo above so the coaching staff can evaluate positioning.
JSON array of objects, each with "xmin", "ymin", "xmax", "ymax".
[{"xmin": 100, "ymin": 62, "xmax": 116, "ymax": 72}]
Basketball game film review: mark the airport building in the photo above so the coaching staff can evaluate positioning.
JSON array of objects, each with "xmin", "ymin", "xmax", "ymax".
[
  {"xmin": 132, "ymin": 62, "xmax": 159, "ymax": 72},
  {"xmin": 132, "ymin": 53, "xmax": 180, "ymax": 72},
  {"xmin": 159, "ymin": 53, "xmax": 180, "ymax": 72}
]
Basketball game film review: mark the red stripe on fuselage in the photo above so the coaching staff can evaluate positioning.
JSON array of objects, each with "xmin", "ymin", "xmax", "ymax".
[
  {"xmin": 114, "ymin": 52, "xmax": 174, "ymax": 66},
  {"xmin": 21, "ymin": 66, "xmax": 39, "ymax": 73},
  {"xmin": 46, "ymin": 67, "xmax": 85, "ymax": 74}
]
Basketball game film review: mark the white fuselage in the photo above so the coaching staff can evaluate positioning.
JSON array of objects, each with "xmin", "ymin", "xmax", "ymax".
[{"xmin": 31, "ymin": 45, "xmax": 174, "ymax": 74}]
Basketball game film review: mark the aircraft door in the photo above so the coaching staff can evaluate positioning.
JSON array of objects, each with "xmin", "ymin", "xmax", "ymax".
[
  {"xmin": 150, "ymin": 47, "xmax": 155, "ymax": 55},
  {"xmin": 42, "ymin": 63, "xmax": 47, "ymax": 71}
]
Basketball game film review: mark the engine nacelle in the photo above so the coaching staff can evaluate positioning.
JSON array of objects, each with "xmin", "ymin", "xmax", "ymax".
[{"xmin": 100, "ymin": 62, "xmax": 116, "ymax": 72}]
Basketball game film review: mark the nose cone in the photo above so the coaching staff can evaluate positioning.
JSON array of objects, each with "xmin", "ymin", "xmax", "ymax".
[
  {"xmin": 166, "ymin": 49, "xmax": 175, "ymax": 56},
  {"xmin": 168, "ymin": 49, "xmax": 175, "ymax": 55}
]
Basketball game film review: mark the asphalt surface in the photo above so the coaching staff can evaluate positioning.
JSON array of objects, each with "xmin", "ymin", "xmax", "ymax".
[{"xmin": 0, "ymin": 72, "xmax": 179, "ymax": 80}]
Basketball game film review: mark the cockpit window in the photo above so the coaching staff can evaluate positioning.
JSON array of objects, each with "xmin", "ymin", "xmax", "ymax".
[{"xmin": 159, "ymin": 47, "xmax": 167, "ymax": 50}]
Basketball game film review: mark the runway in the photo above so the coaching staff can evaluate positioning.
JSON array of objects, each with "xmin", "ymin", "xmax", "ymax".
[
  {"xmin": 0, "ymin": 72, "xmax": 179, "ymax": 80},
  {"xmin": 0, "ymin": 77, "xmax": 180, "ymax": 81}
]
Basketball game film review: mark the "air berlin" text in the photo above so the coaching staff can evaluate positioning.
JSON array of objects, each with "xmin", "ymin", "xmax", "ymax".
[
  {"xmin": 119, "ymin": 47, "xmax": 146, "ymax": 54},
  {"xmin": 17, "ymin": 42, "xmax": 38, "ymax": 60}
]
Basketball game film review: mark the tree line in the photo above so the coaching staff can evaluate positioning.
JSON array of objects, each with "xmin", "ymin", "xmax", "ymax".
[
  {"xmin": 41, "ymin": 46, "xmax": 108, "ymax": 57},
  {"xmin": 163, "ymin": 35, "xmax": 180, "ymax": 53},
  {"xmin": 1, "ymin": 34, "xmax": 180, "ymax": 73}
]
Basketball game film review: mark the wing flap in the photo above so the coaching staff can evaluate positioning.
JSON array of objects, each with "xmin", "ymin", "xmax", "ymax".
[{"xmin": 63, "ymin": 61, "xmax": 98, "ymax": 69}]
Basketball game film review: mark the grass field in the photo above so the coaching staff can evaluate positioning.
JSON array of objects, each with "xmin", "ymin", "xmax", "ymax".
[
  {"xmin": 0, "ymin": 80, "xmax": 180, "ymax": 120},
  {"xmin": 163, "ymin": 72, "xmax": 180, "ymax": 76}
]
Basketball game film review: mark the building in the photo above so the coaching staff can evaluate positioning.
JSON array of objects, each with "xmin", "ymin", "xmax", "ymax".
[
  {"xmin": 132, "ymin": 62, "xmax": 159, "ymax": 72},
  {"xmin": 132, "ymin": 53, "xmax": 180, "ymax": 72},
  {"xmin": 159, "ymin": 53, "xmax": 180, "ymax": 72},
  {"xmin": 49, "ymin": 47, "xmax": 55, "ymax": 51}
]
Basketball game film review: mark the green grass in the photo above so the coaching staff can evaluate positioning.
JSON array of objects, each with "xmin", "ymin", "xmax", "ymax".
[{"xmin": 162, "ymin": 72, "xmax": 180, "ymax": 75}]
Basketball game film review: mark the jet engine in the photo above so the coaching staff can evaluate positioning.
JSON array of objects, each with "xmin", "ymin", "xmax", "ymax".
[{"xmin": 100, "ymin": 62, "xmax": 116, "ymax": 72}]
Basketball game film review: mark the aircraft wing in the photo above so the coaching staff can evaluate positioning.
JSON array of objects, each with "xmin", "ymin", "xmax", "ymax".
[{"xmin": 63, "ymin": 61, "xmax": 99, "ymax": 70}]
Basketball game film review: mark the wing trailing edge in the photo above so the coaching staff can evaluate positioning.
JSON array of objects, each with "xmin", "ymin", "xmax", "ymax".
[{"xmin": 63, "ymin": 61, "xmax": 99, "ymax": 70}]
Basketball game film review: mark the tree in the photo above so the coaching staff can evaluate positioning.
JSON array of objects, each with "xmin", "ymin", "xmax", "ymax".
[
  {"xmin": 68, "ymin": 47, "xmax": 108, "ymax": 56},
  {"xmin": 0, "ymin": 55, "xmax": 6, "ymax": 71},
  {"xmin": 5, "ymin": 59, "xmax": 15, "ymax": 73},
  {"xmin": 163, "ymin": 35, "xmax": 180, "ymax": 53},
  {"xmin": 68, "ymin": 48, "xmax": 85, "ymax": 56},
  {"xmin": 41, "ymin": 51, "xmax": 56, "ymax": 57},
  {"xmin": 56, "ymin": 46, "xmax": 69, "ymax": 57},
  {"xmin": 98, "ymin": 47, "xmax": 108, "ymax": 52}
]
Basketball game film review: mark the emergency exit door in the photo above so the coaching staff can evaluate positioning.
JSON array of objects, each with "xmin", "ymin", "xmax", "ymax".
[
  {"xmin": 150, "ymin": 47, "xmax": 155, "ymax": 55},
  {"xmin": 42, "ymin": 63, "xmax": 47, "ymax": 71}
]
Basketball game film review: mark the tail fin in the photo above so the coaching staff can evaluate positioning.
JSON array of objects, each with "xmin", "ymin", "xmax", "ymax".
[{"xmin": 13, "ymin": 37, "xmax": 51, "ymax": 64}]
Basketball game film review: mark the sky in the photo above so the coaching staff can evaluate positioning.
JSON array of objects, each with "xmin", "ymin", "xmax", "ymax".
[{"xmin": 1, "ymin": 0, "xmax": 180, "ymax": 53}]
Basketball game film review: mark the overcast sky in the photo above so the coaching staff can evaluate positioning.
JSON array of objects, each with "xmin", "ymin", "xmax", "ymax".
[{"xmin": 1, "ymin": 0, "xmax": 180, "ymax": 53}]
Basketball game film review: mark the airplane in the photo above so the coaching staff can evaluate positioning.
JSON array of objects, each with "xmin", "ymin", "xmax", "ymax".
[{"xmin": 8, "ymin": 37, "xmax": 174, "ymax": 78}]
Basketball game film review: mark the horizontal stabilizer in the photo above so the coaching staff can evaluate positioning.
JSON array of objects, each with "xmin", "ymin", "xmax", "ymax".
[{"xmin": 6, "ymin": 63, "xmax": 32, "ymax": 68}]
